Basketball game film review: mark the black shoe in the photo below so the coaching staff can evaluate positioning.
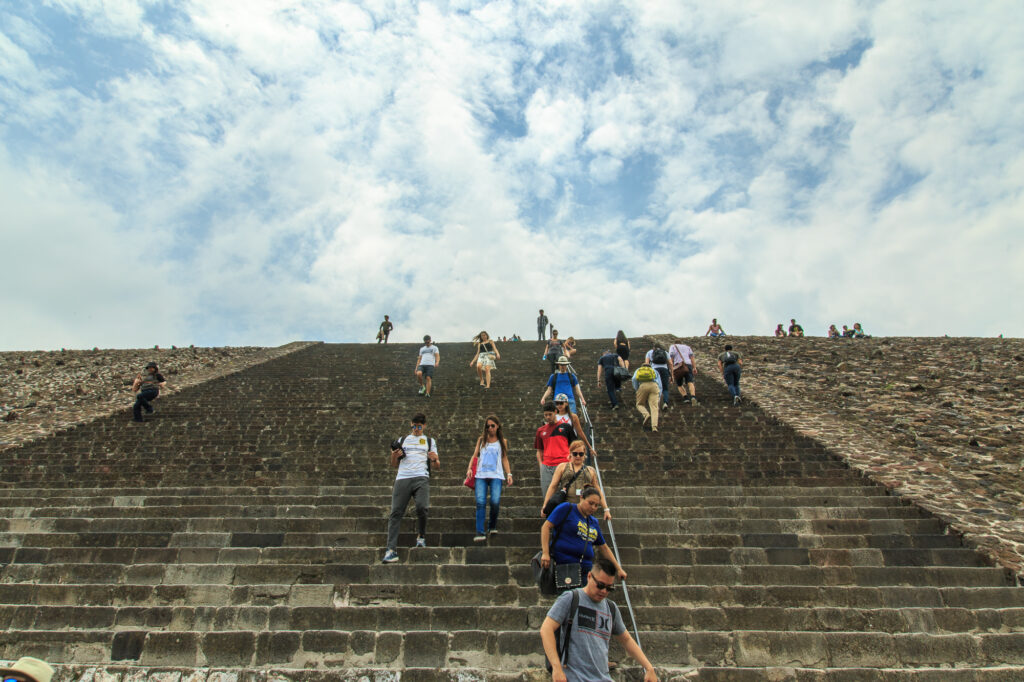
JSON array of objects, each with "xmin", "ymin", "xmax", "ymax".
[{"xmin": 132, "ymin": 417, "xmax": 144, "ymax": 423}]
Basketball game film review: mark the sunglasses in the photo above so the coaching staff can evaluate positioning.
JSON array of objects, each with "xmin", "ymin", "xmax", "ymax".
[
  {"xmin": 591, "ymin": 578, "xmax": 616, "ymax": 592},
  {"xmin": 571, "ymin": 452, "xmax": 585, "ymax": 457},
  {"xmin": 411, "ymin": 424, "xmax": 425, "ymax": 429},
  {"xmin": 486, "ymin": 424, "xmax": 497, "ymax": 429}
]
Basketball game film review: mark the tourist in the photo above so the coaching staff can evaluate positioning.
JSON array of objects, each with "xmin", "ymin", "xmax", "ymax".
[
  {"xmin": 644, "ymin": 343, "xmax": 673, "ymax": 410},
  {"xmin": 415, "ymin": 335, "xmax": 440, "ymax": 397},
  {"xmin": 788, "ymin": 319, "xmax": 804, "ymax": 337},
  {"xmin": 382, "ymin": 413, "xmax": 440, "ymax": 563},
  {"xmin": 0, "ymin": 657, "xmax": 55, "ymax": 682},
  {"xmin": 853, "ymin": 322, "xmax": 869, "ymax": 338},
  {"xmin": 827, "ymin": 324, "xmax": 840, "ymax": 339},
  {"xmin": 540, "ymin": 557, "xmax": 658, "ymax": 682},
  {"xmin": 562, "ymin": 336, "xmax": 577, "ymax": 359},
  {"xmin": 774, "ymin": 323, "xmax": 786, "ymax": 337},
  {"xmin": 539, "ymin": 488, "xmax": 627, "ymax": 587},
  {"xmin": 596, "ymin": 348, "xmax": 625, "ymax": 409},
  {"xmin": 541, "ymin": 357, "xmax": 586, "ymax": 413},
  {"xmin": 544, "ymin": 330, "xmax": 564, "ymax": 375},
  {"xmin": 130, "ymin": 361, "xmax": 166, "ymax": 423},
  {"xmin": 538, "ymin": 309, "xmax": 549, "ymax": 341},
  {"xmin": 717, "ymin": 344, "xmax": 743, "ymax": 405},
  {"xmin": 466, "ymin": 414, "xmax": 512, "ymax": 541},
  {"xmin": 377, "ymin": 315, "xmax": 393, "ymax": 343},
  {"xmin": 535, "ymin": 403, "xmax": 576, "ymax": 494},
  {"xmin": 631, "ymin": 364, "xmax": 662, "ymax": 432},
  {"xmin": 668, "ymin": 338, "xmax": 698, "ymax": 405},
  {"xmin": 842, "ymin": 325, "xmax": 854, "ymax": 337},
  {"xmin": 470, "ymin": 331, "xmax": 501, "ymax": 388},
  {"xmin": 552, "ymin": 394, "xmax": 595, "ymax": 460},
  {"xmin": 705, "ymin": 319, "xmax": 726, "ymax": 337},
  {"xmin": 614, "ymin": 330, "xmax": 631, "ymax": 369},
  {"xmin": 541, "ymin": 441, "xmax": 610, "ymax": 521}
]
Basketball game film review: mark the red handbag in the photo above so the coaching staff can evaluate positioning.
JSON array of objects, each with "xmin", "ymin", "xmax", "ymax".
[{"xmin": 463, "ymin": 456, "xmax": 478, "ymax": 489}]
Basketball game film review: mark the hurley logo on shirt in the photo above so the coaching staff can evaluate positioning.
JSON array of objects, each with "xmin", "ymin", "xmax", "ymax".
[{"xmin": 577, "ymin": 606, "xmax": 612, "ymax": 639}]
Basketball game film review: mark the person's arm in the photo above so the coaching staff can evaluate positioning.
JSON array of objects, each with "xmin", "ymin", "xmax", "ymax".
[
  {"xmin": 470, "ymin": 345, "xmax": 480, "ymax": 367},
  {"xmin": 594, "ymin": 478, "xmax": 612, "ymax": 521},
  {"xmin": 501, "ymin": 439, "xmax": 512, "ymax": 485},
  {"xmin": 705, "ymin": 326, "xmax": 711, "ymax": 336},
  {"xmin": 613, "ymin": 630, "xmax": 658, "ymax": 681},
  {"xmin": 131, "ymin": 374, "xmax": 142, "ymax": 392},
  {"xmin": 433, "ymin": 348, "xmax": 440, "ymax": 367},
  {"xmin": 390, "ymin": 444, "xmax": 404, "ymax": 468},
  {"xmin": 596, "ymin": 364, "xmax": 603, "ymax": 384},
  {"xmin": 540, "ymin": 386, "xmax": 553, "ymax": 405},
  {"xmin": 466, "ymin": 438, "xmax": 482, "ymax": 478},
  {"xmin": 540, "ymin": 617, "xmax": 568, "ymax": 682},
  {"xmin": 717, "ymin": 359, "xmax": 724, "ymax": 373},
  {"xmin": 541, "ymin": 463, "xmax": 566, "ymax": 515},
  {"xmin": 596, "ymin": 543, "xmax": 627, "ymax": 580},
  {"xmin": 540, "ymin": 521, "xmax": 554, "ymax": 567},
  {"xmin": 573, "ymin": 377, "xmax": 586, "ymax": 407},
  {"xmin": 617, "ymin": 357, "xmax": 625, "ymax": 368}
]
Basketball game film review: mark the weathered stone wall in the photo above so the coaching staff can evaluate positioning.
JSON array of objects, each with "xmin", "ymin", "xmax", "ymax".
[
  {"xmin": 0, "ymin": 342, "xmax": 317, "ymax": 453},
  {"xmin": 650, "ymin": 333, "xmax": 1024, "ymax": 578}
]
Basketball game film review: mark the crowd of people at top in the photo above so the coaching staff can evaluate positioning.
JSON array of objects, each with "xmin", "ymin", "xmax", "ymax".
[{"xmin": 775, "ymin": 319, "xmax": 869, "ymax": 338}]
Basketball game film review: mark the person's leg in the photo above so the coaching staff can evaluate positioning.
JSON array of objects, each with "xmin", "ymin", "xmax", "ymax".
[
  {"xmin": 474, "ymin": 478, "xmax": 487, "ymax": 535},
  {"xmin": 657, "ymin": 368, "xmax": 671, "ymax": 407},
  {"xmin": 424, "ymin": 367, "xmax": 433, "ymax": 396},
  {"xmin": 635, "ymin": 384, "xmax": 652, "ymax": 425},
  {"xmin": 411, "ymin": 478, "xmax": 430, "ymax": 540},
  {"xmin": 132, "ymin": 395, "xmax": 145, "ymax": 421},
  {"xmin": 605, "ymin": 376, "xmax": 618, "ymax": 406},
  {"xmin": 488, "ymin": 478, "xmax": 503, "ymax": 532},
  {"xmin": 483, "ymin": 365, "xmax": 491, "ymax": 388},
  {"xmin": 734, "ymin": 367, "xmax": 742, "ymax": 398},
  {"xmin": 387, "ymin": 479, "xmax": 414, "ymax": 551},
  {"xmin": 416, "ymin": 368, "xmax": 424, "ymax": 389},
  {"xmin": 648, "ymin": 387, "xmax": 660, "ymax": 431},
  {"xmin": 724, "ymin": 366, "xmax": 739, "ymax": 398},
  {"xmin": 539, "ymin": 464, "xmax": 556, "ymax": 494}
]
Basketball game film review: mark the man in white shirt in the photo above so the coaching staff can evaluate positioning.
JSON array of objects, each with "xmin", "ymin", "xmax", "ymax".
[
  {"xmin": 383, "ymin": 413, "xmax": 441, "ymax": 563},
  {"xmin": 415, "ymin": 335, "xmax": 440, "ymax": 397},
  {"xmin": 668, "ymin": 338, "xmax": 698, "ymax": 406}
]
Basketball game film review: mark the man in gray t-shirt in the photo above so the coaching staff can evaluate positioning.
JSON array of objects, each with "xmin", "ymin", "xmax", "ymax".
[{"xmin": 540, "ymin": 558, "xmax": 657, "ymax": 682}]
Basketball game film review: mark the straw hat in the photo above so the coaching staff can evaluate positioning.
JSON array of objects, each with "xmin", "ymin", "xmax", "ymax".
[{"xmin": 0, "ymin": 658, "xmax": 54, "ymax": 682}]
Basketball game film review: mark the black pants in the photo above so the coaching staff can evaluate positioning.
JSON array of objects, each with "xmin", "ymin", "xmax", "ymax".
[{"xmin": 133, "ymin": 388, "xmax": 158, "ymax": 419}]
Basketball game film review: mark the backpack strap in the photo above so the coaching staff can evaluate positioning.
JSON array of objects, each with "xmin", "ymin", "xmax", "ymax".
[{"xmin": 558, "ymin": 589, "xmax": 581, "ymax": 667}]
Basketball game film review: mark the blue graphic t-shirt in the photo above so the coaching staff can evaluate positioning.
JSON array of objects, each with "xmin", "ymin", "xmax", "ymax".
[{"xmin": 547, "ymin": 502, "xmax": 605, "ymax": 565}]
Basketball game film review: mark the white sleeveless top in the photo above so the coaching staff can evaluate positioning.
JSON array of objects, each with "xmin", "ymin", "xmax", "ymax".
[{"xmin": 476, "ymin": 440, "xmax": 504, "ymax": 479}]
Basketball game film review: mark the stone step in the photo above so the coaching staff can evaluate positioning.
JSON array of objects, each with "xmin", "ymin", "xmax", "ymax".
[
  {"xmin": 4, "ymin": 603, "xmax": 1024, "ymax": 635},
  {"xmin": 0, "ymin": 562, "xmax": 1011, "ymax": 587},
  {"xmin": 0, "ymin": 544, "xmax": 991, "ymax": 568},
  {"xmin": 9, "ymin": 582, "xmax": 1024, "ymax": 610},
  {"xmin": 3, "ymin": 628, "xmax": 1024, "ymax": 668}
]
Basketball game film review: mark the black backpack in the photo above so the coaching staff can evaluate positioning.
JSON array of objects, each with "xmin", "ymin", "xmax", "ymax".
[
  {"xmin": 651, "ymin": 348, "xmax": 668, "ymax": 364},
  {"xmin": 545, "ymin": 590, "xmax": 621, "ymax": 672},
  {"xmin": 392, "ymin": 435, "xmax": 436, "ymax": 478}
]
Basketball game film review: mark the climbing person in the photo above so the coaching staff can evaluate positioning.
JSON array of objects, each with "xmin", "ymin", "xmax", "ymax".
[
  {"xmin": 596, "ymin": 348, "xmax": 626, "ymax": 409},
  {"xmin": 668, "ymin": 338, "xmax": 698, "ymax": 405},
  {"xmin": 614, "ymin": 330, "xmax": 631, "ymax": 369},
  {"xmin": 717, "ymin": 344, "xmax": 743, "ymax": 405},
  {"xmin": 644, "ymin": 342, "xmax": 673, "ymax": 410},
  {"xmin": 631, "ymin": 364, "xmax": 662, "ymax": 432}
]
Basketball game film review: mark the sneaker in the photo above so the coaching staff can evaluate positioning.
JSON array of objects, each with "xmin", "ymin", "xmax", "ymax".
[
  {"xmin": 424, "ymin": 393, "xmax": 431, "ymax": 398},
  {"xmin": 652, "ymin": 427, "xmax": 659, "ymax": 433},
  {"xmin": 488, "ymin": 528, "xmax": 498, "ymax": 536},
  {"xmin": 415, "ymin": 536, "xmax": 426, "ymax": 548},
  {"xmin": 417, "ymin": 386, "xmax": 426, "ymax": 395},
  {"xmin": 132, "ymin": 417, "xmax": 144, "ymax": 423},
  {"xmin": 691, "ymin": 397, "xmax": 699, "ymax": 406},
  {"xmin": 662, "ymin": 403, "xmax": 669, "ymax": 411},
  {"xmin": 473, "ymin": 534, "xmax": 487, "ymax": 542},
  {"xmin": 611, "ymin": 404, "xmax": 619, "ymax": 410},
  {"xmin": 733, "ymin": 396, "xmax": 741, "ymax": 405},
  {"xmin": 145, "ymin": 405, "xmax": 154, "ymax": 414},
  {"xmin": 382, "ymin": 550, "xmax": 399, "ymax": 563}
]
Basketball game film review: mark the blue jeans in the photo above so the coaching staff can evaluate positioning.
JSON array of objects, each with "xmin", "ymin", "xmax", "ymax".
[
  {"xmin": 723, "ymin": 364, "xmax": 741, "ymax": 398},
  {"xmin": 133, "ymin": 388, "xmax": 158, "ymax": 420},
  {"xmin": 655, "ymin": 367, "xmax": 671, "ymax": 405},
  {"xmin": 474, "ymin": 477, "xmax": 503, "ymax": 534}
]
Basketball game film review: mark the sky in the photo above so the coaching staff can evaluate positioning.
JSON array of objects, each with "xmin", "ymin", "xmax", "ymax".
[{"xmin": 1, "ymin": 0, "xmax": 1022, "ymax": 350}]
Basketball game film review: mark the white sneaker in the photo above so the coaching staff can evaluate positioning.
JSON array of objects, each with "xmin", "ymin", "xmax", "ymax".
[
  {"xmin": 382, "ymin": 550, "xmax": 399, "ymax": 563},
  {"xmin": 415, "ymin": 536, "xmax": 426, "ymax": 548},
  {"xmin": 473, "ymin": 534, "xmax": 487, "ymax": 542},
  {"xmin": 733, "ymin": 396, "xmax": 741, "ymax": 405}
]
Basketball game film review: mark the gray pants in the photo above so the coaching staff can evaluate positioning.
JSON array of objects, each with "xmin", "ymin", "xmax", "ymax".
[
  {"xmin": 387, "ymin": 476, "xmax": 430, "ymax": 550},
  {"xmin": 539, "ymin": 463, "xmax": 559, "ymax": 495}
]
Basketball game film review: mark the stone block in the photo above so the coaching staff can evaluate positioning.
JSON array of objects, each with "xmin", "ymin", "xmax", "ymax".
[
  {"xmin": 824, "ymin": 632, "xmax": 897, "ymax": 667},
  {"xmin": 734, "ymin": 631, "xmax": 827, "ymax": 667},
  {"xmin": 894, "ymin": 633, "xmax": 980, "ymax": 665},
  {"xmin": 403, "ymin": 631, "xmax": 448, "ymax": 668},
  {"xmin": 302, "ymin": 630, "xmax": 350, "ymax": 654},
  {"xmin": 201, "ymin": 632, "xmax": 255, "ymax": 666},
  {"xmin": 140, "ymin": 632, "xmax": 199, "ymax": 666},
  {"xmin": 111, "ymin": 631, "xmax": 146, "ymax": 661}
]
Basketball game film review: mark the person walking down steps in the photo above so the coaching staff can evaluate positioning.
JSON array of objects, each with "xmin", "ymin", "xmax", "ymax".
[
  {"xmin": 383, "ymin": 413, "xmax": 440, "ymax": 563},
  {"xmin": 415, "ymin": 335, "xmax": 440, "ymax": 397},
  {"xmin": 466, "ymin": 414, "xmax": 513, "ymax": 541},
  {"xmin": 130, "ymin": 361, "xmax": 166, "ymax": 423}
]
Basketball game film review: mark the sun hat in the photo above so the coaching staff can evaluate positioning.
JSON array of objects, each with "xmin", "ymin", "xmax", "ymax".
[
  {"xmin": 554, "ymin": 393, "xmax": 570, "ymax": 403},
  {"xmin": 0, "ymin": 658, "xmax": 54, "ymax": 682},
  {"xmin": 555, "ymin": 355, "xmax": 570, "ymax": 365}
]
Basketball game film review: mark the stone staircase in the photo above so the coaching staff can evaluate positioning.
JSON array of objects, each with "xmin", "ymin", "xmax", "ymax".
[{"xmin": 1, "ymin": 338, "xmax": 1022, "ymax": 680}]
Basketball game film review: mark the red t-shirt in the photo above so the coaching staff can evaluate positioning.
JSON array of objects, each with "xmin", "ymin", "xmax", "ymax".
[{"xmin": 534, "ymin": 421, "xmax": 575, "ymax": 466}]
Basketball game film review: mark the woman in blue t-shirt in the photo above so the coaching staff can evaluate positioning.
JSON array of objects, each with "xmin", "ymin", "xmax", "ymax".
[{"xmin": 540, "ymin": 488, "xmax": 626, "ymax": 588}]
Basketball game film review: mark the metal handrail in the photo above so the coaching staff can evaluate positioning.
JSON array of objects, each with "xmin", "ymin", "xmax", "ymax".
[{"xmin": 564, "ymin": 361, "xmax": 643, "ymax": 648}]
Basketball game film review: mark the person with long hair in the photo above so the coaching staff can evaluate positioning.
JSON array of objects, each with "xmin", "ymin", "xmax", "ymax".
[
  {"xmin": 541, "ymin": 440, "xmax": 610, "ymax": 520},
  {"xmin": 466, "ymin": 414, "xmax": 513, "ymax": 541},
  {"xmin": 562, "ymin": 336, "xmax": 577, "ymax": 358},
  {"xmin": 551, "ymin": 393, "xmax": 595, "ymax": 459},
  {"xmin": 615, "ymin": 330, "xmax": 631, "ymax": 369},
  {"xmin": 470, "ymin": 331, "xmax": 501, "ymax": 388}
]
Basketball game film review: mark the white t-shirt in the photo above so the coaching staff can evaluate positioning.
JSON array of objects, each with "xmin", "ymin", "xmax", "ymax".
[
  {"xmin": 395, "ymin": 433, "xmax": 437, "ymax": 480},
  {"xmin": 418, "ymin": 345, "xmax": 439, "ymax": 366},
  {"xmin": 669, "ymin": 343, "xmax": 694, "ymax": 367}
]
